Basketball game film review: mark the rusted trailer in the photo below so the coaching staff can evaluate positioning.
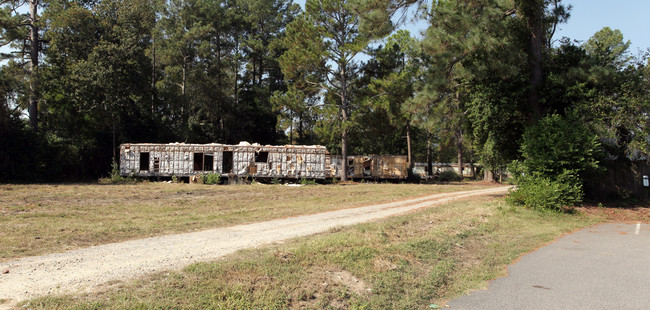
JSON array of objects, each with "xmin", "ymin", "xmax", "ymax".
[
  {"xmin": 120, "ymin": 142, "xmax": 328, "ymax": 179},
  {"xmin": 327, "ymin": 155, "xmax": 409, "ymax": 180},
  {"xmin": 120, "ymin": 142, "xmax": 409, "ymax": 181}
]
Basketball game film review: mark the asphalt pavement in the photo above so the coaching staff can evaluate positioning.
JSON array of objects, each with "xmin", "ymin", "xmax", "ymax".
[{"xmin": 447, "ymin": 222, "xmax": 650, "ymax": 310}]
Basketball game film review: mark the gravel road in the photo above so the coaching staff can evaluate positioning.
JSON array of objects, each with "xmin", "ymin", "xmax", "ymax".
[{"xmin": 0, "ymin": 186, "xmax": 509, "ymax": 307}]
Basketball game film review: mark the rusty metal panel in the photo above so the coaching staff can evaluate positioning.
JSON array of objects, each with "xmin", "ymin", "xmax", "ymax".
[
  {"xmin": 376, "ymin": 156, "xmax": 408, "ymax": 179},
  {"xmin": 328, "ymin": 155, "xmax": 408, "ymax": 179}
]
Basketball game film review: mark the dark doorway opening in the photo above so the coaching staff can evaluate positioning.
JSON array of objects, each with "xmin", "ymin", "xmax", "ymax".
[
  {"xmin": 222, "ymin": 151, "xmax": 233, "ymax": 173},
  {"xmin": 193, "ymin": 152, "xmax": 204, "ymax": 171},
  {"xmin": 204, "ymin": 154, "xmax": 214, "ymax": 171},
  {"xmin": 140, "ymin": 152, "xmax": 150, "ymax": 171}
]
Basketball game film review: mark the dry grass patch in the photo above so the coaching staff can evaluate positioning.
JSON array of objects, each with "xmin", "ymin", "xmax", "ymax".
[
  {"xmin": 576, "ymin": 202, "xmax": 650, "ymax": 223},
  {"xmin": 0, "ymin": 182, "xmax": 494, "ymax": 261},
  {"xmin": 22, "ymin": 196, "xmax": 600, "ymax": 309}
]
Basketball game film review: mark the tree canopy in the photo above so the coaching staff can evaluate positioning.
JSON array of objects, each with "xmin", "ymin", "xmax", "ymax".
[{"xmin": 0, "ymin": 0, "xmax": 647, "ymax": 192}]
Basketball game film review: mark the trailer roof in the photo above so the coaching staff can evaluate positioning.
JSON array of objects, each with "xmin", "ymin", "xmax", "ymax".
[{"xmin": 120, "ymin": 142, "xmax": 327, "ymax": 149}]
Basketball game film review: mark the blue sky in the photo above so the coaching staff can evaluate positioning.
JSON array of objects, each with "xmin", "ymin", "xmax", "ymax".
[
  {"xmin": 555, "ymin": 0, "xmax": 650, "ymax": 53},
  {"xmin": 294, "ymin": 0, "xmax": 650, "ymax": 53}
]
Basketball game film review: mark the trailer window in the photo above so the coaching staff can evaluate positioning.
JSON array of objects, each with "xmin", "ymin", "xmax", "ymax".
[
  {"xmin": 255, "ymin": 151, "xmax": 269, "ymax": 163},
  {"xmin": 139, "ymin": 152, "xmax": 150, "ymax": 171}
]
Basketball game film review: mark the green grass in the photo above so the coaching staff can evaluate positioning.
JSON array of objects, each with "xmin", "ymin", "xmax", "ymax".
[
  {"xmin": 0, "ymin": 182, "xmax": 494, "ymax": 261},
  {"xmin": 22, "ymin": 197, "xmax": 599, "ymax": 309}
]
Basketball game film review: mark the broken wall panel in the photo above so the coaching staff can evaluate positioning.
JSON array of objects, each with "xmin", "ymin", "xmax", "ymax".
[{"xmin": 328, "ymin": 155, "xmax": 408, "ymax": 179}]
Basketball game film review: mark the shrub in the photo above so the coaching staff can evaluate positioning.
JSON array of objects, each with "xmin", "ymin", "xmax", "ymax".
[
  {"xmin": 507, "ymin": 172, "xmax": 583, "ymax": 211},
  {"xmin": 438, "ymin": 170, "xmax": 462, "ymax": 182},
  {"xmin": 299, "ymin": 178, "xmax": 316, "ymax": 185},
  {"xmin": 508, "ymin": 112, "xmax": 601, "ymax": 211},
  {"xmin": 202, "ymin": 173, "xmax": 221, "ymax": 185},
  {"xmin": 99, "ymin": 161, "xmax": 136, "ymax": 184},
  {"xmin": 519, "ymin": 113, "xmax": 601, "ymax": 178}
]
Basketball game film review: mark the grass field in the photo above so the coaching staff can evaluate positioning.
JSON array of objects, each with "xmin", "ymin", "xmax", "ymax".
[
  {"xmin": 8, "ymin": 182, "xmax": 647, "ymax": 309},
  {"xmin": 0, "ymin": 182, "xmax": 495, "ymax": 261},
  {"xmin": 22, "ymin": 195, "xmax": 602, "ymax": 309}
]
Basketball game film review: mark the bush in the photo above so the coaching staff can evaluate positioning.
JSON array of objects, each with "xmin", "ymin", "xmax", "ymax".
[
  {"xmin": 99, "ymin": 161, "xmax": 136, "ymax": 184},
  {"xmin": 202, "ymin": 173, "xmax": 221, "ymax": 185},
  {"xmin": 519, "ymin": 113, "xmax": 601, "ymax": 178},
  {"xmin": 507, "ymin": 112, "xmax": 601, "ymax": 211},
  {"xmin": 438, "ymin": 170, "xmax": 462, "ymax": 182},
  {"xmin": 299, "ymin": 178, "xmax": 317, "ymax": 185},
  {"xmin": 507, "ymin": 172, "xmax": 583, "ymax": 211}
]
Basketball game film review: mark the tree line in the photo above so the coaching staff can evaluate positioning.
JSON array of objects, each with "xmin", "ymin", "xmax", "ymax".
[{"xmin": 0, "ymin": 0, "xmax": 648, "ymax": 192}]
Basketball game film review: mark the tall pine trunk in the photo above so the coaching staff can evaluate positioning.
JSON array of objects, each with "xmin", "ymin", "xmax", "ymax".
[
  {"xmin": 523, "ymin": 0, "xmax": 545, "ymax": 121},
  {"xmin": 484, "ymin": 169, "xmax": 495, "ymax": 182},
  {"xmin": 151, "ymin": 35, "xmax": 156, "ymax": 115},
  {"xmin": 340, "ymin": 66, "xmax": 349, "ymax": 182},
  {"xmin": 28, "ymin": 0, "xmax": 40, "ymax": 130},
  {"xmin": 406, "ymin": 121, "xmax": 413, "ymax": 174},
  {"xmin": 426, "ymin": 135, "xmax": 433, "ymax": 177},
  {"xmin": 456, "ymin": 129, "xmax": 463, "ymax": 179}
]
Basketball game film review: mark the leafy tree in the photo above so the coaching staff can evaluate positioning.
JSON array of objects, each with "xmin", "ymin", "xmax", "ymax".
[
  {"xmin": 508, "ymin": 112, "xmax": 601, "ymax": 210},
  {"xmin": 153, "ymin": 0, "xmax": 297, "ymax": 145},
  {"xmin": 583, "ymin": 27, "xmax": 632, "ymax": 70},
  {"xmin": 155, "ymin": 0, "xmax": 214, "ymax": 141},
  {"xmin": 512, "ymin": 0, "xmax": 571, "ymax": 121},
  {"xmin": 364, "ymin": 30, "xmax": 420, "ymax": 169},
  {"xmin": 40, "ymin": 0, "xmax": 156, "ymax": 176},
  {"xmin": 416, "ymin": 0, "xmax": 510, "ymax": 178},
  {"xmin": 280, "ymin": 0, "xmax": 393, "ymax": 180},
  {"xmin": 234, "ymin": 0, "xmax": 299, "ymax": 145},
  {"xmin": 0, "ymin": 0, "xmax": 46, "ymax": 129}
]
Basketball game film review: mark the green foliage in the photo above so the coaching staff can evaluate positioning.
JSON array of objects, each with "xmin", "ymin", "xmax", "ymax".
[
  {"xmin": 519, "ymin": 113, "xmax": 601, "ymax": 178},
  {"xmin": 506, "ymin": 172, "xmax": 583, "ymax": 211},
  {"xmin": 98, "ymin": 161, "xmax": 136, "ymax": 184},
  {"xmin": 508, "ymin": 113, "xmax": 601, "ymax": 210},
  {"xmin": 1, "ymin": 0, "xmax": 648, "ymax": 188},
  {"xmin": 202, "ymin": 173, "xmax": 221, "ymax": 185},
  {"xmin": 299, "ymin": 178, "xmax": 316, "ymax": 185},
  {"xmin": 438, "ymin": 170, "xmax": 461, "ymax": 182},
  {"xmin": 583, "ymin": 27, "xmax": 632, "ymax": 69}
]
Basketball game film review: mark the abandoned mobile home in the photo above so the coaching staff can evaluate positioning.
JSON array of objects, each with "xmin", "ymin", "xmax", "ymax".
[{"xmin": 119, "ymin": 142, "xmax": 409, "ymax": 180}]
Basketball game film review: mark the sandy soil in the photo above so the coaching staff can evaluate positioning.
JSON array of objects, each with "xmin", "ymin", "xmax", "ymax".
[{"xmin": 0, "ymin": 186, "xmax": 510, "ymax": 308}]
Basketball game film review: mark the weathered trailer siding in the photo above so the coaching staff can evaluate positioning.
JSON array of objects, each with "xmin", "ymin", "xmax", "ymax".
[
  {"xmin": 230, "ymin": 146, "xmax": 327, "ymax": 179},
  {"xmin": 120, "ymin": 143, "xmax": 327, "ymax": 179},
  {"xmin": 120, "ymin": 144, "xmax": 223, "ymax": 177},
  {"xmin": 328, "ymin": 155, "xmax": 408, "ymax": 179}
]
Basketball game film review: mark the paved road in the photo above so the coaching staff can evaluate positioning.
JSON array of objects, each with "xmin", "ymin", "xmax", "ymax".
[
  {"xmin": 0, "ymin": 186, "xmax": 510, "ymax": 307},
  {"xmin": 448, "ymin": 222, "xmax": 650, "ymax": 310}
]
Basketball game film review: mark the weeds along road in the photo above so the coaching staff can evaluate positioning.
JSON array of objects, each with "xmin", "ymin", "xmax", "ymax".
[{"xmin": 0, "ymin": 186, "xmax": 510, "ymax": 306}]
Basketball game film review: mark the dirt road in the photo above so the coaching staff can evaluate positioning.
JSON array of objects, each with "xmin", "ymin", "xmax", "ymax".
[{"xmin": 0, "ymin": 186, "xmax": 510, "ymax": 307}]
